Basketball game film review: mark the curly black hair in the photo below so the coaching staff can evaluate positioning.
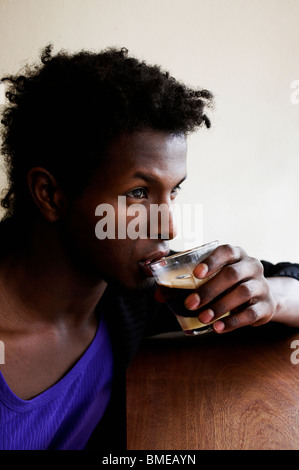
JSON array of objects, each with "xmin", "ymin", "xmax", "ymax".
[{"xmin": 0, "ymin": 45, "xmax": 213, "ymax": 222}]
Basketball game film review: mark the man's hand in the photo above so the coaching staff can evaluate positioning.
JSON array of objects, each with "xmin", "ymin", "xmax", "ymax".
[{"xmin": 183, "ymin": 244, "xmax": 277, "ymax": 333}]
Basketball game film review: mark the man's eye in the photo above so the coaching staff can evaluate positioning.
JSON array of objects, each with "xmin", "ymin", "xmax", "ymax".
[
  {"xmin": 126, "ymin": 188, "xmax": 148, "ymax": 199},
  {"xmin": 171, "ymin": 184, "xmax": 182, "ymax": 195}
]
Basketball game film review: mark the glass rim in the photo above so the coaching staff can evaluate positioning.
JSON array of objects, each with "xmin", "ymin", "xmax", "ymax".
[{"xmin": 148, "ymin": 240, "xmax": 219, "ymax": 269}]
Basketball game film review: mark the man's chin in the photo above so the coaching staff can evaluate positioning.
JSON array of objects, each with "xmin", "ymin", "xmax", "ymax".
[
  {"xmin": 104, "ymin": 272, "xmax": 156, "ymax": 292},
  {"xmin": 122, "ymin": 275, "xmax": 156, "ymax": 292},
  {"xmin": 135, "ymin": 276, "xmax": 156, "ymax": 291}
]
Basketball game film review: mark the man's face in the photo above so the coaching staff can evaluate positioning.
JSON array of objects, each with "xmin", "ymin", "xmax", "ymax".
[{"xmin": 63, "ymin": 129, "xmax": 187, "ymax": 290}]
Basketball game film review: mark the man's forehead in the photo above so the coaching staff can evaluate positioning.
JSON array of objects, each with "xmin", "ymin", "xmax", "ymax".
[
  {"xmin": 129, "ymin": 169, "xmax": 187, "ymax": 185},
  {"xmin": 99, "ymin": 129, "xmax": 188, "ymax": 180},
  {"xmin": 108, "ymin": 129, "xmax": 187, "ymax": 154}
]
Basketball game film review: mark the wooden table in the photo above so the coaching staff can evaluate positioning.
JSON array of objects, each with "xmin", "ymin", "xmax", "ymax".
[{"xmin": 126, "ymin": 323, "xmax": 299, "ymax": 450}]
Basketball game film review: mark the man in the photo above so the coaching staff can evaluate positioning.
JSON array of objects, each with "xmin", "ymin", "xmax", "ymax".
[{"xmin": 0, "ymin": 45, "xmax": 298, "ymax": 449}]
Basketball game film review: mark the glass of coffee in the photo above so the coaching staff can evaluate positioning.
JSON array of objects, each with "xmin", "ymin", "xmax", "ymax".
[{"xmin": 148, "ymin": 241, "xmax": 229, "ymax": 335}]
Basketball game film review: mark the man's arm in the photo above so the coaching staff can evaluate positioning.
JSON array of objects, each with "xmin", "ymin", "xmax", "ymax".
[
  {"xmin": 260, "ymin": 260, "xmax": 299, "ymax": 327},
  {"xmin": 267, "ymin": 276, "xmax": 299, "ymax": 327}
]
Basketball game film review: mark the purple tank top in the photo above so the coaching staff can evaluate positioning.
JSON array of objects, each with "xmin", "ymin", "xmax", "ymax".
[{"xmin": 0, "ymin": 316, "xmax": 113, "ymax": 449}]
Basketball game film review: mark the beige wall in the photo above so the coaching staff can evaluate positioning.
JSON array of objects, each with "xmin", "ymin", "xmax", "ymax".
[{"xmin": 1, "ymin": 0, "xmax": 299, "ymax": 262}]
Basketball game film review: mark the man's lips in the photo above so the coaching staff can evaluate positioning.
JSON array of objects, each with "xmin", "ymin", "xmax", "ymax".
[{"xmin": 139, "ymin": 250, "xmax": 170, "ymax": 277}]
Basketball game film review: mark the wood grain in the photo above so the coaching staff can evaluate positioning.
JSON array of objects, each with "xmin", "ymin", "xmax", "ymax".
[{"xmin": 126, "ymin": 323, "xmax": 299, "ymax": 450}]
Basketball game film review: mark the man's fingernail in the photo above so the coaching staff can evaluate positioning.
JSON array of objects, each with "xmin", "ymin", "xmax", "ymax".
[
  {"xmin": 198, "ymin": 309, "xmax": 214, "ymax": 324},
  {"xmin": 213, "ymin": 320, "xmax": 225, "ymax": 333},
  {"xmin": 184, "ymin": 293, "xmax": 200, "ymax": 310},
  {"xmin": 194, "ymin": 263, "xmax": 209, "ymax": 278}
]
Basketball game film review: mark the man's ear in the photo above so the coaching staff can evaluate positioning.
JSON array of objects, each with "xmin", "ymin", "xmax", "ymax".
[{"xmin": 27, "ymin": 167, "xmax": 68, "ymax": 222}]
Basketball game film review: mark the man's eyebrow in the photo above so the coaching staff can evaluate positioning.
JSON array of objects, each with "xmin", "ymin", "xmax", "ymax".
[
  {"xmin": 132, "ymin": 171, "xmax": 187, "ymax": 186},
  {"xmin": 176, "ymin": 175, "xmax": 187, "ymax": 186}
]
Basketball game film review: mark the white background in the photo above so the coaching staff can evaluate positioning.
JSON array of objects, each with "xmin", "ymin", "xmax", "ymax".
[{"xmin": 1, "ymin": 0, "xmax": 299, "ymax": 262}]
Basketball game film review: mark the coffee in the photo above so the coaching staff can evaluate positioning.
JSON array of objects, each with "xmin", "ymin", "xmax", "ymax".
[
  {"xmin": 156, "ymin": 271, "xmax": 218, "ymax": 334},
  {"xmin": 149, "ymin": 241, "xmax": 229, "ymax": 335}
]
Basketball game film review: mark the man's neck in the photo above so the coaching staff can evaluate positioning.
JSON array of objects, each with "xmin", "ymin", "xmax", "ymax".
[{"xmin": 0, "ymin": 221, "xmax": 107, "ymax": 329}]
